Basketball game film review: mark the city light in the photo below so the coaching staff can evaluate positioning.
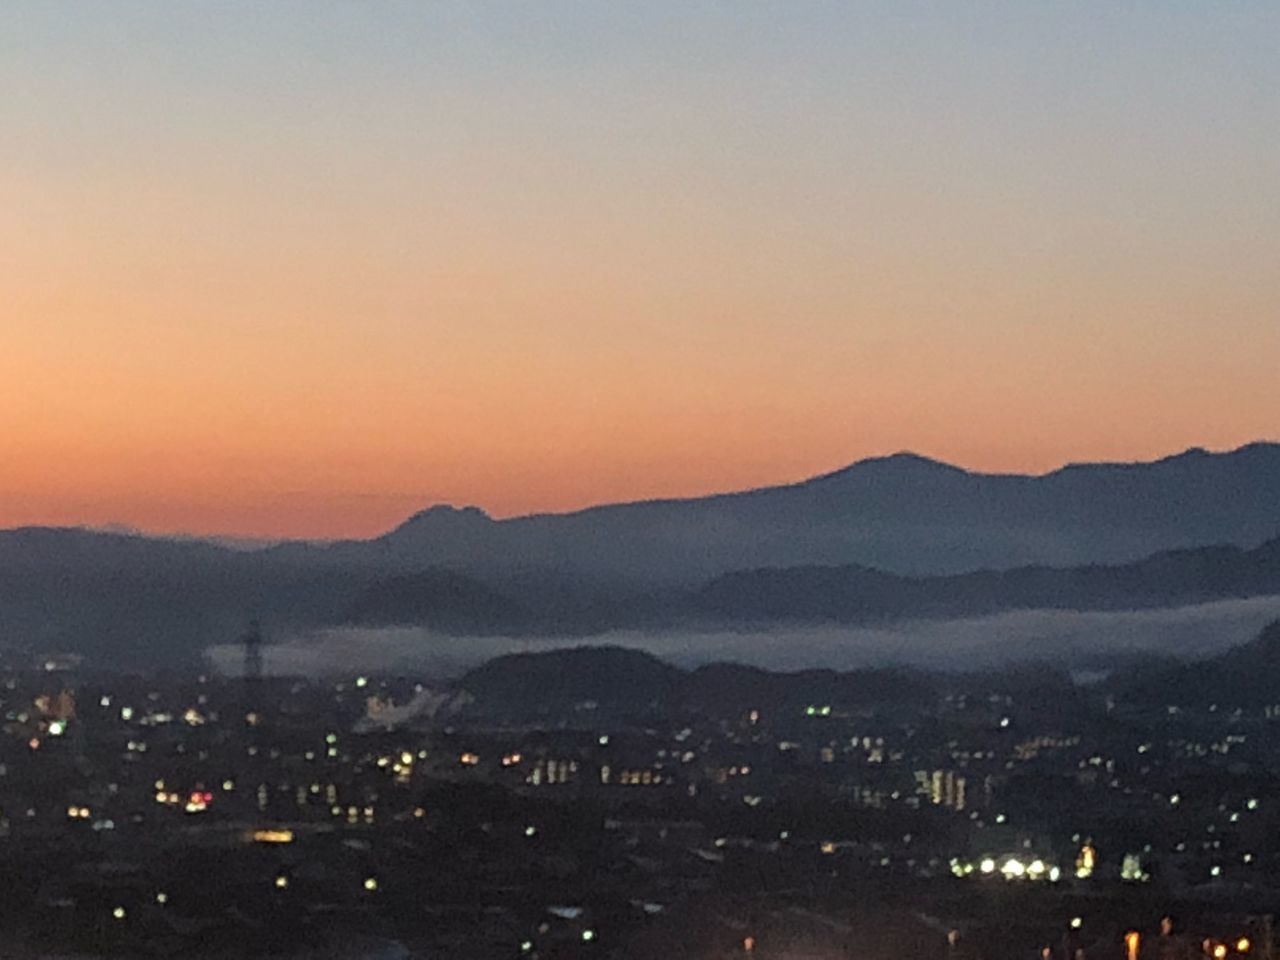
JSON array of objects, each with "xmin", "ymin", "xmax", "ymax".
[
  {"xmin": 251, "ymin": 829, "xmax": 295, "ymax": 844},
  {"xmin": 1075, "ymin": 843, "xmax": 1096, "ymax": 879},
  {"xmin": 3, "ymin": 10, "xmax": 1276, "ymax": 957}
]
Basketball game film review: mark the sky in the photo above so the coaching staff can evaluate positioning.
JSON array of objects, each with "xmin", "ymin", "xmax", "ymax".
[{"xmin": 3, "ymin": 2, "xmax": 1277, "ymax": 539}]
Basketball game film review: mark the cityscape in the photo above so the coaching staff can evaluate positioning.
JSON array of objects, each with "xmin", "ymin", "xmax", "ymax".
[
  {"xmin": 4, "ymin": 2, "xmax": 1278, "ymax": 958},
  {"xmin": 3, "ymin": 622, "xmax": 1280, "ymax": 958}
]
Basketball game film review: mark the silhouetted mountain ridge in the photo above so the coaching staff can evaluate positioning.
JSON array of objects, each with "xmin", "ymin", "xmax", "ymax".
[
  {"xmin": 461, "ymin": 620, "xmax": 1280, "ymax": 720},
  {"xmin": 346, "ymin": 442, "xmax": 1280, "ymax": 581},
  {"xmin": 456, "ymin": 645, "xmax": 938, "ymax": 719},
  {"xmin": 685, "ymin": 536, "xmax": 1280, "ymax": 625},
  {"xmin": 1, "ymin": 443, "xmax": 1278, "ymax": 666},
  {"xmin": 342, "ymin": 569, "xmax": 529, "ymax": 634},
  {"xmin": 1114, "ymin": 619, "xmax": 1280, "ymax": 708}
]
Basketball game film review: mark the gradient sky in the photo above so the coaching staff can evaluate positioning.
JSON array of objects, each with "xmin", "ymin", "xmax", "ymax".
[{"xmin": 3, "ymin": 2, "xmax": 1277, "ymax": 539}]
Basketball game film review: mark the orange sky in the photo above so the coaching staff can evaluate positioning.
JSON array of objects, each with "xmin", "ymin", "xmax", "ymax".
[{"xmin": 2, "ymin": 4, "xmax": 1277, "ymax": 539}]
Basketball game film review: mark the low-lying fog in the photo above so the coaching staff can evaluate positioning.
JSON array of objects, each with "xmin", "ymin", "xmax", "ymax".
[{"xmin": 205, "ymin": 595, "xmax": 1280, "ymax": 680}]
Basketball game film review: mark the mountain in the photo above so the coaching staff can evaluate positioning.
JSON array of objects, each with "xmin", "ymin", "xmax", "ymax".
[
  {"xmin": 342, "ymin": 569, "xmax": 530, "ymax": 634},
  {"xmin": 0, "ymin": 527, "xmax": 379, "ymax": 664},
  {"xmin": 683, "ymin": 535, "xmax": 1280, "ymax": 625},
  {"xmin": 458, "ymin": 646, "xmax": 684, "ymax": 717},
  {"xmin": 1, "ymin": 442, "xmax": 1278, "ymax": 667},
  {"xmin": 1113, "ymin": 619, "xmax": 1280, "ymax": 708},
  {"xmin": 338, "ymin": 442, "xmax": 1280, "ymax": 583},
  {"xmin": 461, "ymin": 622, "xmax": 1280, "ymax": 721},
  {"xmin": 456, "ymin": 645, "xmax": 936, "ymax": 720},
  {"xmin": 333, "ymin": 534, "xmax": 1280, "ymax": 634}
]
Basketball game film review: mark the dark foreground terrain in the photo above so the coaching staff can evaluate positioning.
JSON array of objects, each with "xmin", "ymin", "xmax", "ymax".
[{"xmin": 2, "ymin": 623, "xmax": 1280, "ymax": 957}]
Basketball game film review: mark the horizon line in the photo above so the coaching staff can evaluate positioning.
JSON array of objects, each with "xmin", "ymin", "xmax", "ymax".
[{"xmin": 4, "ymin": 438, "xmax": 1275, "ymax": 547}]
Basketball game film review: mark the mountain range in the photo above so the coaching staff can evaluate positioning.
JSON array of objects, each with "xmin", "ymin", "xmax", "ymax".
[
  {"xmin": 1, "ymin": 443, "xmax": 1277, "ymax": 667},
  {"xmin": 455, "ymin": 620, "xmax": 1280, "ymax": 721},
  {"xmin": 293, "ymin": 441, "xmax": 1280, "ymax": 584}
]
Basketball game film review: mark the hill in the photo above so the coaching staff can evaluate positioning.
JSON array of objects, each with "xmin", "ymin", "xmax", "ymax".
[
  {"xmin": 684, "ymin": 536, "xmax": 1280, "ymax": 625},
  {"xmin": 456, "ymin": 645, "xmax": 937, "ymax": 719},
  {"xmin": 1, "ymin": 443, "xmax": 1278, "ymax": 667},
  {"xmin": 1113, "ymin": 619, "xmax": 1280, "ymax": 708},
  {"xmin": 349, "ymin": 442, "xmax": 1280, "ymax": 582}
]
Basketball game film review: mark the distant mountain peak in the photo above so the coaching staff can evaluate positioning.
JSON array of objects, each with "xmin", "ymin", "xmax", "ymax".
[
  {"xmin": 874, "ymin": 451, "xmax": 953, "ymax": 468},
  {"xmin": 389, "ymin": 504, "xmax": 492, "ymax": 535},
  {"xmin": 809, "ymin": 450, "xmax": 970, "ymax": 484}
]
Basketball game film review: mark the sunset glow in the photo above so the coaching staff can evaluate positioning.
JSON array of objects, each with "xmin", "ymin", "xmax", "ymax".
[{"xmin": 3, "ymin": 3, "xmax": 1277, "ymax": 538}]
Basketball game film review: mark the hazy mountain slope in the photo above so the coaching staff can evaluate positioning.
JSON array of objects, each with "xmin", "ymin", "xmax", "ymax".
[
  {"xmin": 459, "ymin": 621, "xmax": 1280, "ymax": 721},
  {"xmin": 351, "ymin": 443, "xmax": 1280, "ymax": 581},
  {"xmin": 1, "ymin": 443, "xmax": 1278, "ymax": 666},
  {"xmin": 0, "ymin": 528, "xmax": 376, "ymax": 664},
  {"xmin": 457, "ymin": 645, "xmax": 940, "ymax": 720},
  {"xmin": 342, "ymin": 569, "xmax": 530, "ymax": 634},
  {"xmin": 1113, "ymin": 619, "xmax": 1280, "ymax": 708},
  {"xmin": 686, "ymin": 536, "xmax": 1280, "ymax": 625},
  {"xmin": 318, "ymin": 536, "xmax": 1280, "ymax": 638}
]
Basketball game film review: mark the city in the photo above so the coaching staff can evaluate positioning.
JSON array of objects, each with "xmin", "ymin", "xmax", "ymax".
[
  {"xmin": 4, "ymin": 3, "xmax": 1278, "ymax": 957},
  {"xmin": 3, "ymin": 623, "xmax": 1279, "ymax": 958}
]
